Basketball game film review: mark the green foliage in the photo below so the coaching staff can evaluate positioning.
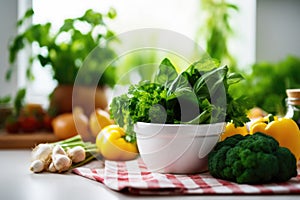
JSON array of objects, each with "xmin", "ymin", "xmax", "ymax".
[
  {"xmin": 7, "ymin": 8, "xmax": 117, "ymax": 87},
  {"xmin": 154, "ymin": 58, "xmax": 178, "ymax": 88},
  {"xmin": 208, "ymin": 132, "xmax": 297, "ymax": 184},
  {"xmin": 110, "ymin": 57, "xmax": 250, "ymax": 138},
  {"xmin": 0, "ymin": 96, "xmax": 11, "ymax": 104},
  {"xmin": 198, "ymin": 0, "xmax": 238, "ymax": 68},
  {"xmin": 14, "ymin": 88, "xmax": 26, "ymax": 116},
  {"xmin": 230, "ymin": 56, "xmax": 300, "ymax": 115}
]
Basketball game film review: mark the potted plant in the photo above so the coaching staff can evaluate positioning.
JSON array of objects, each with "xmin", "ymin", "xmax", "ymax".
[{"xmin": 6, "ymin": 8, "xmax": 118, "ymax": 115}]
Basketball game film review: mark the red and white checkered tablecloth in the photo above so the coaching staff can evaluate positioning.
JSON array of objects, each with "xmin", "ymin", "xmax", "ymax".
[{"xmin": 72, "ymin": 158, "xmax": 300, "ymax": 195}]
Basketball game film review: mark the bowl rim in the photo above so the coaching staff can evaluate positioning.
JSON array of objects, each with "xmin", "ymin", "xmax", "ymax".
[
  {"xmin": 135, "ymin": 121, "xmax": 226, "ymax": 127},
  {"xmin": 134, "ymin": 121, "xmax": 226, "ymax": 137}
]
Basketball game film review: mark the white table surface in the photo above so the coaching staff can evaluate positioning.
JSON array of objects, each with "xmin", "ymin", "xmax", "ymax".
[{"xmin": 0, "ymin": 150, "xmax": 299, "ymax": 200}]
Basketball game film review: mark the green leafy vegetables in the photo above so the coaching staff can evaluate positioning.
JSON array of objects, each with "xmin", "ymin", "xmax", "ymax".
[{"xmin": 110, "ymin": 58, "xmax": 250, "ymax": 140}]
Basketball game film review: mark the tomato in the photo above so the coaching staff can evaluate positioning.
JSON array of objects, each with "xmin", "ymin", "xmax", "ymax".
[
  {"xmin": 5, "ymin": 115, "xmax": 20, "ymax": 133},
  {"xmin": 18, "ymin": 103, "xmax": 46, "ymax": 132},
  {"xmin": 43, "ymin": 114, "xmax": 53, "ymax": 131},
  {"xmin": 19, "ymin": 115, "xmax": 39, "ymax": 132}
]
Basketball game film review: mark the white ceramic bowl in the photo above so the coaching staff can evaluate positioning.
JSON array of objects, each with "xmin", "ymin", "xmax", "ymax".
[{"xmin": 134, "ymin": 122, "xmax": 226, "ymax": 174}]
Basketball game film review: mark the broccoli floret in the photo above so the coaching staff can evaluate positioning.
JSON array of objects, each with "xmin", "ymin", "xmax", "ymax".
[
  {"xmin": 274, "ymin": 147, "xmax": 298, "ymax": 182},
  {"xmin": 208, "ymin": 132, "xmax": 297, "ymax": 184}
]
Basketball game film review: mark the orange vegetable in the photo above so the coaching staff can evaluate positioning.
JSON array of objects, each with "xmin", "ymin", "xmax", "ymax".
[
  {"xmin": 247, "ymin": 107, "xmax": 267, "ymax": 119},
  {"xmin": 52, "ymin": 113, "xmax": 78, "ymax": 139}
]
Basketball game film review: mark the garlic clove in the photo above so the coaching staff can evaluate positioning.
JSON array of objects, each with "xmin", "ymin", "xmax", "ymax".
[
  {"xmin": 67, "ymin": 146, "xmax": 86, "ymax": 163},
  {"xmin": 31, "ymin": 143, "xmax": 53, "ymax": 162},
  {"xmin": 48, "ymin": 162, "xmax": 57, "ymax": 173},
  {"xmin": 52, "ymin": 144, "xmax": 67, "ymax": 156},
  {"xmin": 30, "ymin": 160, "xmax": 45, "ymax": 173},
  {"xmin": 52, "ymin": 154, "xmax": 72, "ymax": 172}
]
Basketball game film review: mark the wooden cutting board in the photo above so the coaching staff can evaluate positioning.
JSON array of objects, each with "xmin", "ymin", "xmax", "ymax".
[{"xmin": 0, "ymin": 130, "xmax": 59, "ymax": 149}]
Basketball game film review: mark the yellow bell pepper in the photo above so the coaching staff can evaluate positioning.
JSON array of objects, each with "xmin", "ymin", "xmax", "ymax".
[
  {"xmin": 250, "ymin": 115, "xmax": 300, "ymax": 160},
  {"xmin": 96, "ymin": 125, "xmax": 138, "ymax": 161},
  {"xmin": 249, "ymin": 114, "xmax": 278, "ymax": 132},
  {"xmin": 220, "ymin": 122, "xmax": 249, "ymax": 141}
]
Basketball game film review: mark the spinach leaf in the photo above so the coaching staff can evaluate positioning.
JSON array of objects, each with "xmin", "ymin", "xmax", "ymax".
[
  {"xmin": 193, "ymin": 65, "xmax": 228, "ymax": 99},
  {"xmin": 167, "ymin": 72, "xmax": 190, "ymax": 99},
  {"xmin": 154, "ymin": 58, "xmax": 178, "ymax": 88},
  {"xmin": 185, "ymin": 57, "xmax": 219, "ymax": 75},
  {"xmin": 227, "ymin": 72, "xmax": 244, "ymax": 86}
]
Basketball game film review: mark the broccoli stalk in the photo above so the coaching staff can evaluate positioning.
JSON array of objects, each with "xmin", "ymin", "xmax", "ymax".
[{"xmin": 208, "ymin": 132, "xmax": 297, "ymax": 184}]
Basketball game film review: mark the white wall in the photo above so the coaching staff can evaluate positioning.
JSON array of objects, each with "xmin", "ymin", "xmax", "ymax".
[
  {"xmin": 0, "ymin": 0, "xmax": 18, "ymax": 98},
  {"xmin": 256, "ymin": 0, "xmax": 300, "ymax": 62}
]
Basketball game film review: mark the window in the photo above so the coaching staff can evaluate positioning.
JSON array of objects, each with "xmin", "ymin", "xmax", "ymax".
[{"xmin": 24, "ymin": 0, "xmax": 255, "ymax": 107}]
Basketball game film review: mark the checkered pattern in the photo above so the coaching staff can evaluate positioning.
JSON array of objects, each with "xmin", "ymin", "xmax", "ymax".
[{"xmin": 72, "ymin": 158, "xmax": 300, "ymax": 195}]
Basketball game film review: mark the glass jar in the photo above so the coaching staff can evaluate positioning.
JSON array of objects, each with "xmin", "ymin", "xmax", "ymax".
[{"xmin": 285, "ymin": 89, "xmax": 300, "ymax": 128}]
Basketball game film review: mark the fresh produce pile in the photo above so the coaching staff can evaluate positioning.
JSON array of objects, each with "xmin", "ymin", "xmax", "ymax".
[
  {"xmin": 28, "ymin": 57, "xmax": 299, "ymax": 186},
  {"xmin": 110, "ymin": 57, "xmax": 251, "ymax": 141}
]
